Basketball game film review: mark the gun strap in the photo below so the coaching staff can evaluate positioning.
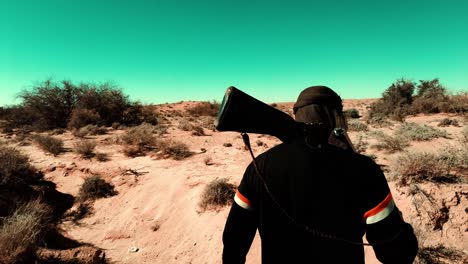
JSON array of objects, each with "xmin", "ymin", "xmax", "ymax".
[{"xmin": 240, "ymin": 133, "xmax": 404, "ymax": 247}]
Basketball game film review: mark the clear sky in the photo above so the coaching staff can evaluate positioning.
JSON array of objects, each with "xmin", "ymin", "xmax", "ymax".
[{"xmin": 1, "ymin": 0, "xmax": 467, "ymax": 106}]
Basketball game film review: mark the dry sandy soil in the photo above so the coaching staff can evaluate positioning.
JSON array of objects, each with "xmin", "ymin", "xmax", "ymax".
[{"xmin": 1, "ymin": 99, "xmax": 467, "ymax": 263}]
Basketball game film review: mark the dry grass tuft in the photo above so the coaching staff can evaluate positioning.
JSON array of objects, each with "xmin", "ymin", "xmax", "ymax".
[
  {"xmin": 415, "ymin": 244, "xmax": 465, "ymax": 264},
  {"xmin": 186, "ymin": 101, "xmax": 220, "ymax": 117},
  {"xmin": 199, "ymin": 178, "xmax": 235, "ymax": 211},
  {"xmin": 32, "ymin": 135, "xmax": 64, "ymax": 155},
  {"xmin": 0, "ymin": 199, "xmax": 52, "ymax": 264},
  {"xmin": 347, "ymin": 120, "xmax": 368, "ymax": 131},
  {"xmin": 73, "ymin": 140, "xmax": 96, "ymax": 158},
  {"xmin": 0, "ymin": 145, "xmax": 37, "ymax": 185},
  {"xmin": 395, "ymin": 122, "xmax": 449, "ymax": 141},
  {"xmin": 157, "ymin": 140, "xmax": 193, "ymax": 160},
  {"xmin": 370, "ymin": 131, "xmax": 409, "ymax": 153},
  {"xmin": 78, "ymin": 175, "xmax": 117, "ymax": 201}
]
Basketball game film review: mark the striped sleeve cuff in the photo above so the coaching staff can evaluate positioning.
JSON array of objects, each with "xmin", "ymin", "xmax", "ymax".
[
  {"xmin": 234, "ymin": 190, "xmax": 253, "ymax": 210},
  {"xmin": 363, "ymin": 193, "xmax": 395, "ymax": 224}
]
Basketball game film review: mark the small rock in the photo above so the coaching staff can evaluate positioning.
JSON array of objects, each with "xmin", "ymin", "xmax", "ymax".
[
  {"xmin": 47, "ymin": 164, "xmax": 57, "ymax": 172},
  {"xmin": 129, "ymin": 247, "xmax": 139, "ymax": 253},
  {"xmin": 63, "ymin": 172, "xmax": 69, "ymax": 177},
  {"xmin": 66, "ymin": 163, "xmax": 77, "ymax": 170}
]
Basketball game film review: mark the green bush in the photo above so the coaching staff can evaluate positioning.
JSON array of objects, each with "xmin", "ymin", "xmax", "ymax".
[
  {"xmin": 4, "ymin": 79, "xmax": 156, "ymax": 131},
  {"xmin": 78, "ymin": 175, "xmax": 117, "ymax": 200},
  {"xmin": 368, "ymin": 79, "xmax": 415, "ymax": 120},
  {"xmin": 395, "ymin": 122, "xmax": 449, "ymax": 141},
  {"xmin": 32, "ymin": 135, "xmax": 64, "ymax": 155},
  {"xmin": 199, "ymin": 178, "xmax": 235, "ymax": 211}
]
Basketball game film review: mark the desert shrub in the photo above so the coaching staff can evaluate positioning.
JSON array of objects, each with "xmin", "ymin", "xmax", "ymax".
[
  {"xmin": 157, "ymin": 140, "xmax": 193, "ymax": 160},
  {"xmin": 393, "ymin": 148, "xmax": 466, "ymax": 186},
  {"xmin": 64, "ymin": 202, "xmax": 93, "ymax": 223},
  {"xmin": 122, "ymin": 145, "xmax": 145, "ymax": 157},
  {"xmin": 410, "ymin": 79, "xmax": 451, "ymax": 114},
  {"xmin": 199, "ymin": 178, "xmax": 235, "ymax": 211},
  {"xmin": 198, "ymin": 116, "xmax": 216, "ymax": 131},
  {"xmin": 119, "ymin": 123, "xmax": 156, "ymax": 147},
  {"xmin": 415, "ymin": 245, "xmax": 465, "ymax": 264},
  {"xmin": 368, "ymin": 79, "xmax": 415, "ymax": 120},
  {"xmin": 6, "ymin": 79, "xmax": 153, "ymax": 131},
  {"xmin": 370, "ymin": 131, "xmax": 409, "ymax": 153},
  {"xmin": 344, "ymin": 108, "xmax": 360, "ymax": 118},
  {"xmin": 0, "ymin": 146, "xmax": 38, "ymax": 185},
  {"xmin": 78, "ymin": 175, "xmax": 117, "ymax": 201},
  {"xmin": 367, "ymin": 116, "xmax": 393, "ymax": 128},
  {"xmin": 191, "ymin": 126, "xmax": 205, "ymax": 136},
  {"xmin": 178, "ymin": 119, "xmax": 193, "ymax": 131},
  {"xmin": 49, "ymin": 128, "xmax": 66, "ymax": 135},
  {"xmin": 0, "ymin": 199, "xmax": 52, "ymax": 264},
  {"xmin": 73, "ymin": 140, "xmax": 96, "ymax": 158},
  {"xmin": 122, "ymin": 102, "xmax": 158, "ymax": 126},
  {"xmin": 186, "ymin": 101, "xmax": 220, "ymax": 117},
  {"xmin": 461, "ymin": 126, "xmax": 468, "ymax": 144},
  {"xmin": 95, "ymin": 152, "xmax": 109, "ymax": 162},
  {"xmin": 18, "ymin": 80, "xmax": 80, "ymax": 129},
  {"xmin": 437, "ymin": 118, "xmax": 459, "ymax": 127},
  {"xmin": 395, "ymin": 122, "xmax": 448, "ymax": 141},
  {"xmin": 67, "ymin": 108, "xmax": 101, "ymax": 129},
  {"xmin": 32, "ymin": 135, "xmax": 63, "ymax": 155},
  {"xmin": 72, "ymin": 124, "xmax": 107, "ymax": 138},
  {"xmin": 347, "ymin": 120, "xmax": 368, "ymax": 131},
  {"xmin": 354, "ymin": 134, "xmax": 368, "ymax": 154},
  {"xmin": 445, "ymin": 92, "xmax": 468, "ymax": 114}
]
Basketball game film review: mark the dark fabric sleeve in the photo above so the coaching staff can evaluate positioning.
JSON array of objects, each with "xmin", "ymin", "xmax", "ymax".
[
  {"xmin": 222, "ymin": 162, "xmax": 259, "ymax": 263},
  {"xmin": 222, "ymin": 201, "xmax": 257, "ymax": 264},
  {"xmin": 361, "ymin": 157, "xmax": 418, "ymax": 263},
  {"xmin": 366, "ymin": 209, "xmax": 418, "ymax": 264}
]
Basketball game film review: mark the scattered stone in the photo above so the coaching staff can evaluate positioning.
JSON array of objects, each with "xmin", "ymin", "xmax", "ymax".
[
  {"xmin": 47, "ymin": 163, "xmax": 57, "ymax": 172},
  {"xmin": 129, "ymin": 247, "xmax": 139, "ymax": 253}
]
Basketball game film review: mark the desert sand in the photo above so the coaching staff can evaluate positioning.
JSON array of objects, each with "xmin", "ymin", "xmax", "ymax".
[{"xmin": 1, "ymin": 99, "xmax": 466, "ymax": 263}]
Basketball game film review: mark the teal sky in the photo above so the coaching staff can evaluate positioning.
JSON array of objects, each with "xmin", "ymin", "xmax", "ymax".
[{"xmin": 1, "ymin": 0, "xmax": 467, "ymax": 106}]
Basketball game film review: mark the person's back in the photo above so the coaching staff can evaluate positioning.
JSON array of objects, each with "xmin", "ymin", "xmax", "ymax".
[{"xmin": 222, "ymin": 86, "xmax": 418, "ymax": 264}]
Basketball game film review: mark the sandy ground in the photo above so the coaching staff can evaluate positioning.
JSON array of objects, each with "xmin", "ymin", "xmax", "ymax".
[{"xmin": 2, "ymin": 99, "xmax": 466, "ymax": 263}]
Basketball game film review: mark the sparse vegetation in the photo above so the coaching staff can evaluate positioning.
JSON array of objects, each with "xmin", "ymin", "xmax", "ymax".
[
  {"xmin": 157, "ymin": 140, "xmax": 193, "ymax": 160},
  {"xmin": 32, "ymin": 135, "xmax": 64, "ymax": 155},
  {"xmin": 72, "ymin": 124, "xmax": 107, "ymax": 138},
  {"xmin": 393, "ymin": 147, "xmax": 466, "ymax": 186},
  {"xmin": 0, "ymin": 199, "xmax": 52, "ymax": 264},
  {"xmin": 415, "ymin": 244, "xmax": 465, "ymax": 264},
  {"xmin": 78, "ymin": 175, "xmax": 117, "ymax": 201},
  {"xmin": 73, "ymin": 140, "xmax": 96, "ymax": 158},
  {"xmin": 347, "ymin": 120, "xmax": 368, "ymax": 131},
  {"xmin": 370, "ymin": 131, "xmax": 409, "ymax": 153},
  {"xmin": 199, "ymin": 178, "xmax": 235, "ymax": 211},
  {"xmin": 95, "ymin": 152, "xmax": 109, "ymax": 162},
  {"xmin": 186, "ymin": 101, "xmax": 220, "ymax": 117},
  {"xmin": 437, "ymin": 118, "xmax": 459, "ymax": 127},
  {"xmin": 344, "ymin": 108, "xmax": 360, "ymax": 118},
  {"xmin": 395, "ymin": 122, "xmax": 448, "ymax": 141},
  {"xmin": 0, "ymin": 145, "xmax": 38, "ymax": 185},
  {"xmin": 119, "ymin": 123, "xmax": 157, "ymax": 157},
  {"xmin": 0, "ymin": 79, "xmax": 157, "ymax": 131}
]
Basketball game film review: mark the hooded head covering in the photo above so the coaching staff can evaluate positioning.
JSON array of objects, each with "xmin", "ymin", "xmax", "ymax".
[
  {"xmin": 293, "ymin": 86, "xmax": 351, "ymax": 149},
  {"xmin": 293, "ymin": 86, "xmax": 346, "ymax": 129}
]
